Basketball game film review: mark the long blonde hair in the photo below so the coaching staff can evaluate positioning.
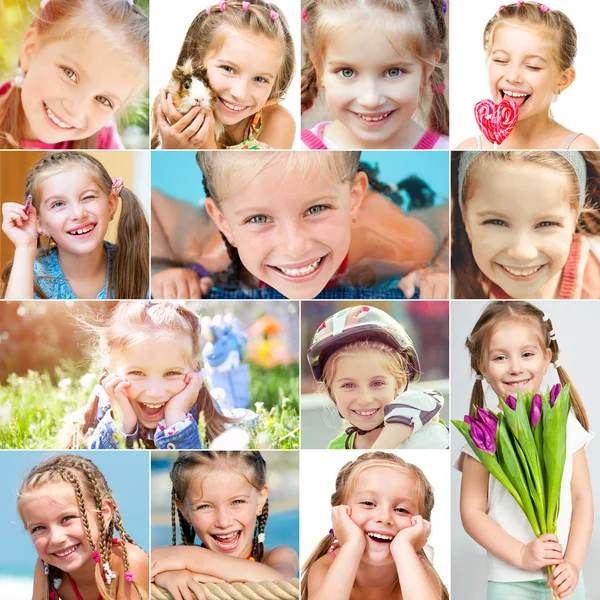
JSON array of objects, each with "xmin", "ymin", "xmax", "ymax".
[
  {"xmin": 0, "ymin": 151, "xmax": 149, "ymax": 299},
  {"xmin": 301, "ymin": 452, "xmax": 449, "ymax": 600},
  {"xmin": 301, "ymin": 0, "xmax": 448, "ymax": 136},
  {"xmin": 0, "ymin": 0, "xmax": 148, "ymax": 149},
  {"xmin": 58, "ymin": 301, "xmax": 237, "ymax": 448},
  {"xmin": 17, "ymin": 454, "xmax": 147, "ymax": 600}
]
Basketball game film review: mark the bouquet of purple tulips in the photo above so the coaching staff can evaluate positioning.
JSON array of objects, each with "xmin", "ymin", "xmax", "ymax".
[{"xmin": 453, "ymin": 383, "xmax": 570, "ymax": 597}]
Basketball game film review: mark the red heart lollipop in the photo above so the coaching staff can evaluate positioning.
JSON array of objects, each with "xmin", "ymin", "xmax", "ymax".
[{"xmin": 474, "ymin": 99, "xmax": 519, "ymax": 145}]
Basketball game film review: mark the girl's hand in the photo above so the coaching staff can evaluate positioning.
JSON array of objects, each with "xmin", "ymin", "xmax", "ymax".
[
  {"xmin": 154, "ymin": 570, "xmax": 210, "ymax": 600},
  {"xmin": 151, "ymin": 547, "xmax": 187, "ymax": 578},
  {"xmin": 100, "ymin": 372, "xmax": 137, "ymax": 435},
  {"xmin": 519, "ymin": 534, "xmax": 563, "ymax": 571},
  {"xmin": 157, "ymin": 89, "xmax": 218, "ymax": 149},
  {"xmin": 398, "ymin": 265, "xmax": 449, "ymax": 299},
  {"xmin": 2, "ymin": 202, "xmax": 39, "ymax": 249},
  {"xmin": 391, "ymin": 515, "xmax": 431, "ymax": 555},
  {"xmin": 331, "ymin": 505, "xmax": 366, "ymax": 552},
  {"xmin": 164, "ymin": 371, "xmax": 204, "ymax": 427},
  {"xmin": 551, "ymin": 561, "xmax": 579, "ymax": 598},
  {"xmin": 152, "ymin": 268, "xmax": 213, "ymax": 299}
]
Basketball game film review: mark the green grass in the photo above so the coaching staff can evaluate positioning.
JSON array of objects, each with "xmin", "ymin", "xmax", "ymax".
[{"xmin": 0, "ymin": 362, "xmax": 299, "ymax": 450}]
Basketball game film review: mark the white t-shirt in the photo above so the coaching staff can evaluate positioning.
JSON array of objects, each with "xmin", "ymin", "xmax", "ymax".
[{"xmin": 453, "ymin": 409, "xmax": 593, "ymax": 582}]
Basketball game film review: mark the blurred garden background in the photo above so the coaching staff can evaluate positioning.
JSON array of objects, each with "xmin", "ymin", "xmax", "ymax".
[
  {"xmin": 0, "ymin": 0, "xmax": 150, "ymax": 148},
  {"xmin": 300, "ymin": 300, "xmax": 449, "ymax": 448},
  {"xmin": 0, "ymin": 300, "xmax": 299, "ymax": 450}
]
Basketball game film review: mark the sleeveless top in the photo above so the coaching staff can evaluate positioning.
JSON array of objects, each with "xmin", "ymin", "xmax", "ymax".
[
  {"xmin": 225, "ymin": 98, "xmax": 283, "ymax": 150},
  {"xmin": 475, "ymin": 132, "xmax": 583, "ymax": 149}
]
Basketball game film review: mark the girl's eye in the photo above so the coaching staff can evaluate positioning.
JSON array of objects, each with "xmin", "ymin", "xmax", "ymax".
[
  {"xmin": 340, "ymin": 382, "xmax": 355, "ymax": 389},
  {"xmin": 196, "ymin": 504, "xmax": 210, "ymax": 510},
  {"xmin": 248, "ymin": 215, "xmax": 271, "ymax": 224},
  {"xmin": 482, "ymin": 219, "xmax": 508, "ymax": 227},
  {"xmin": 165, "ymin": 371, "xmax": 183, "ymax": 377},
  {"xmin": 492, "ymin": 355, "xmax": 506, "ymax": 362},
  {"xmin": 31, "ymin": 525, "xmax": 45, "ymax": 534},
  {"xmin": 62, "ymin": 515, "xmax": 76, "ymax": 523},
  {"xmin": 493, "ymin": 59, "xmax": 508, "ymax": 65},
  {"xmin": 360, "ymin": 501, "xmax": 375, "ymax": 507},
  {"xmin": 128, "ymin": 370, "xmax": 145, "ymax": 376},
  {"xmin": 51, "ymin": 201, "xmax": 66, "ymax": 209},
  {"xmin": 306, "ymin": 205, "xmax": 328, "ymax": 216},
  {"xmin": 82, "ymin": 195, "xmax": 97, "ymax": 202},
  {"xmin": 385, "ymin": 68, "xmax": 402, "ymax": 78},
  {"xmin": 526, "ymin": 65, "xmax": 542, "ymax": 71},
  {"xmin": 395, "ymin": 507, "xmax": 409, "ymax": 514},
  {"xmin": 522, "ymin": 351, "xmax": 535, "ymax": 358},
  {"xmin": 232, "ymin": 499, "xmax": 246, "ymax": 505},
  {"xmin": 255, "ymin": 76, "xmax": 269, "ymax": 84},
  {"xmin": 95, "ymin": 96, "xmax": 113, "ymax": 108},
  {"xmin": 62, "ymin": 66, "xmax": 77, "ymax": 81},
  {"xmin": 220, "ymin": 65, "xmax": 235, "ymax": 74},
  {"xmin": 536, "ymin": 221, "xmax": 559, "ymax": 228},
  {"xmin": 338, "ymin": 68, "xmax": 355, "ymax": 79},
  {"xmin": 371, "ymin": 381, "xmax": 386, "ymax": 387}
]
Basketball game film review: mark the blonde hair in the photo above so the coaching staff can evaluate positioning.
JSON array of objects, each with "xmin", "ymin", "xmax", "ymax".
[
  {"xmin": 301, "ymin": 451, "xmax": 449, "ymax": 600},
  {"xmin": 170, "ymin": 451, "xmax": 269, "ymax": 561},
  {"xmin": 17, "ymin": 454, "xmax": 147, "ymax": 600},
  {"xmin": 301, "ymin": 0, "xmax": 448, "ymax": 136},
  {"xmin": 483, "ymin": 2, "xmax": 577, "ymax": 72},
  {"xmin": 197, "ymin": 150, "xmax": 361, "ymax": 282},
  {"xmin": 451, "ymin": 151, "xmax": 600, "ymax": 299},
  {"xmin": 0, "ymin": 0, "xmax": 149, "ymax": 149},
  {"xmin": 465, "ymin": 300, "xmax": 589, "ymax": 431},
  {"xmin": 58, "ymin": 301, "xmax": 236, "ymax": 448},
  {"xmin": 0, "ymin": 151, "xmax": 149, "ymax": 299},
  {"xmin": 320, "ymin": 340, "xmax": 409, "ymax": 409}
]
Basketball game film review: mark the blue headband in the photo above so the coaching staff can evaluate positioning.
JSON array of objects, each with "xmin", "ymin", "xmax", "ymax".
[{"xmin": 457, "ymin": 151, "xmax": 587, "ymax": 212}]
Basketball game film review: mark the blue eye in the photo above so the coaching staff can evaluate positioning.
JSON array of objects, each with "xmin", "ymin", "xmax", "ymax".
[
  {"xmin": 339, "ymin": 68, "xmax": 355, "ymax": 79},
  {"xmin": 537, "ymin": 221, "xmax": 559, "ymax": 228},
  {"xmin": 386, "ymin": 68, "xmax": 402, "ymax": 78},
  {"xmin": 248, "ymin": 215, "xmax": 271, "ymax": 224},
  {"xmin": 482, "ymin": 219, "xmax": 508, "ymax": 227},
  {"xmin": 306, "ymin": 205, "xmax": 328, "ymax": 216}
]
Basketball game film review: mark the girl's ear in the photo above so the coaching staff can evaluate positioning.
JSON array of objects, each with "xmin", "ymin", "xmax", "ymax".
[
  {"xmin": 101, "ymin": 499, "xmax": 114, "ymax": 530},
  {"xmin": 349, "ymin": 172, "xmax": 368, "ymax": 219},
  {"xmin": 256, "ymin": 486, "xmax": 269, "ymax": 516},
  {"xmin": 556, "ymin": 67, "xmax": 576, "ymax": 95},
  {"xmin": 19, "ymin": 28, "xmax": 39, "ymax": 72},
  {"xmin": 395, "ymin": 376, "xmax": 407, "ymax": 396},
  {"xmin": 108, "ymin": 192, "xmax": 119, "ymax": 221},
  {"xmin": 422, "ymin": 50, "xmax": 442, "ymax": 89},
  {"xmin": 205, "ymin": 197, "xmax": 235, "ymax": 246},
  {"xmin": 543, "ymin": 347, "xmax": 552, "ymax": 374}
]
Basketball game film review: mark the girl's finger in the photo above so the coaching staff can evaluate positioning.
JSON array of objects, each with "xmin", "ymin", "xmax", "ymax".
[
  {"xmin": 188, "ymin": 581, "xmax": 207, "ymax": 600},
  {"xmin": 172, "ymin": 107, "xmax": 201, "ymax": 134},
  {"xmin": 199, "ymin": 277, "xmax": 213, "ymax": 297}
]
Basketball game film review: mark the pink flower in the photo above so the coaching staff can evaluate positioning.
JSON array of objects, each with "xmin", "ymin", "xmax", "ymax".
[
  {"xmin": 269, "ymin": 10, "xmax": 279, "ymax": 20},
  {"xmin": 540, "ymin": 4, "xmax": 550, "ymax": 12}
]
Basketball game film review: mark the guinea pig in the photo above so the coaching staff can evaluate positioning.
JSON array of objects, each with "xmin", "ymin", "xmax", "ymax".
[{"xmin": 151, "ymin": 58, "xmax": 224, "ymax": 149}]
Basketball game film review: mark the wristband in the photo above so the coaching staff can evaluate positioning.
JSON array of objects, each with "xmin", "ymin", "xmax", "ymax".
[{"xmin": 383, "ymin": 389, "xmax": 444, "ymax": 432}]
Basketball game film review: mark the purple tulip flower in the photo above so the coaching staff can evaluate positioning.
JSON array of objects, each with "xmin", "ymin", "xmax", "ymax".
[
  {"xmin": 477, "ymin": 407, "xmax": 498, "ymax": 437},
  {"xmin": 549, "ymin": 383, "xmax": 561, "ymax": 408},
  {"xmin": 530, "ymin": 393, "xmax": 542, "ymax": 428},
  {"xmin": 465, "ymin": 413, "xmax": 497, "ymax": 454},
  {"xmin": 505, "ymin": 395, "xmax": 517, "ymax": 410}
]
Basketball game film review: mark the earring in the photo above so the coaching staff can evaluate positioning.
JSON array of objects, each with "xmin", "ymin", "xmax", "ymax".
[
  {"xmin": 352, "ymin": 217, "xmax": 357, "ymax": 224},
  {"xmin": 13, "ymin": 66, "xmax": 25, "ymax": 88},
  {"xmin": 109, "ymin": 214, "xmax": 114, "ymax": 221}
]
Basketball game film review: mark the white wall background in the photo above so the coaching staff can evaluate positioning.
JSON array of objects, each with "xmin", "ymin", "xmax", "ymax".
[
  {"xmin": 449, "ymin": 0, "xmax": 600, "ymax": 147},
  {"xmin": 150, "ymin": 0, "xmax": 301, "ymax": 147},
  {"xmin": 300, "ymin": 449, "xmax": 451, "ymax": 591},
  {"xmin": 451, "ymin": 300, "xmax": 600, "ymax": 599}
]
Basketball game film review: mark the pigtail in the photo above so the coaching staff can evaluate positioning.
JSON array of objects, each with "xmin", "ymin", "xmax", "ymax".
[
  {"xmin": 426, "ymin": 0, "xmax": 449, "ymax": 136},
  {"xmin": 469, "ymin": 378, "xmax": 486, "ymax": 417},
  {"xmin": 300, "ymin": 57, "xmax": 320, "ymax": 114},
  {"xmin": 251, "ymin": 499, "xmax": 269, "ymax": 561},
  {"xmin": 300, "ymin": 534, "xmax": 336, "ymax": 600},
  {"xmin": 110, "ymin": 186, "xmax": 149, "ymax": 299},
  {"xmin": 0, "ymin": 84, "xmax": 24, "ymax": 149},
  {"xmin": 578, "ymin": 151, "xmax": 600, "ymax": 234}
]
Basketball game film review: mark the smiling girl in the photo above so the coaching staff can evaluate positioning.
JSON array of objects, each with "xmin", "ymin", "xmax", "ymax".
[
  {"xmin": 152, "ymin": 0, "xmax": 296, "ymax": 150},
  {"xmin": 0, "ymin": 0, "xmax": 148, "ymax": 149},
  {"xmin": 457, "ymin": 1, "xmax": 598, "ymax": 150},
  {"xmin": 452, "ymin": 150, "xmax": 600, "ymax": 299},
  {"xmin": 300, "ymin": 0, "xmax": 449, "ymax": 150},
  {"xmin": 151, "ymin": 451, "xmax": 298, "ymax": 600}
]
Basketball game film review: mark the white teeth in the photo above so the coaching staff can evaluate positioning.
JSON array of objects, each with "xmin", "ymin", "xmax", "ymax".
[
  {"xmin": 358, "ymin": 112, "xmax": 391, "ymax": 122},
  {"xmin": 141, "ymin": 403, "xmax": 165, "ymax": 409},
  {"xmin": 277, "ymin": 257, "xmax": 321, "ymax": 277},
  {"xmin": 354, "ymin": 408, "xmax": 378, "ymax": 416},
  {"xmin": 69, "ymin": 225, "xmax": 95, "ymax": 235},
  {"xmin": 214, "ymin": 532, "xmax": 239, "ymax": 540},
  {"xmin": 503, "ymin": 90, "xmax": 528, "ymax": 98},
  {"xmin": 45, "ymin": 106, "xmax": 74, "ymax": 129},
  {"xmin": 367, "ymin": 532, "xmax": 393, "ymax": 541},
  {"xmin": 502, "ymin": 265, "xmax": 542, "ymax": 277},
  {"xmin": 55, "ymin": 545, "xmax": 77, "ymax": 557},
  {"xmin": 221, "ymin": 99, "xmax": 245, "ymax": 112}
]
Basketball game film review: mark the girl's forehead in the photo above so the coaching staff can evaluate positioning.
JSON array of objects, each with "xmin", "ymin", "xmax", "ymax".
[
  {"xmin": 38, "ymin": 165, "xmax": 100, "ymax": 194},
  {"xmin": 350, "ymin": 466, "xmax": 416, "ymax": 498},
  {"xmin": 187, "ymin": 467, "xmax": 254, "ymax": 499},
  {"xmin": 21, "ymin": 481, "xmax": 78, "ymax": 512},
  {"xmin": 487, "ymin": 317, "xmax": 545, "ymax": 350},
  {"xmin": 491, "ymin": 22, "xmax": 557, "ymax": 59}
]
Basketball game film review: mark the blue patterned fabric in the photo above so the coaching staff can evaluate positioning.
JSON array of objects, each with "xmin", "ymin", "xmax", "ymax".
[
  {"xmin": 205, "ymin": 287, "xmax": 419, "ymax": 300},
  {"xmin": 34, "ymin": 241, "xmax": 114, "ymax": 299}
]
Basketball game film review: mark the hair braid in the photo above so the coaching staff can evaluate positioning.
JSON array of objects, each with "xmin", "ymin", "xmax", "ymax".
[{"xmin": 252, "ymin": 499, "xmax": 269, "ymax": 561}]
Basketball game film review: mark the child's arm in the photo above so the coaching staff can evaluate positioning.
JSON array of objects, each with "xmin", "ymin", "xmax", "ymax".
[
  {"xmin": 151, "ymin": 544, "xmax": 297, "ymax": 582},
  {"xmin": 461, "ymin": 455, "xmax": 563, "ymax": 570},
  {"xmin": 154, "ymin": 569, "xmax": 225, "ymax": 600},
  {"xmin": 550, "ymin": 449, "xmax": 593, "ymax": 598},
  {"xmin": 390, "ymin": 516, "xmax": 442, "ymax": 600},
  {"xmin": 31, "ymin": 559, "xmax": 46, "ymax": 600},
  {"xmin": 258, "ymin": 105, "xmax": 296, "ymax": 149},
  {"xmin": 152, "ymin": 268, "xmax": 213, "ymax": 299},
  {"xmin": 122, "ymin": 543, "xmax": 150, "ymax": 595}
]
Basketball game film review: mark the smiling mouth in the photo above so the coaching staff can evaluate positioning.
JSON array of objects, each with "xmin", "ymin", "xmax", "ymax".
[
  {"xmin": 53, "ymin": 544, "xmax": 79, "ymax": 559},
  {"xmin": 211, "ymin": 531, "xmax": 241, "ymax": 551},
  {"xmin": 355, "ymin": 111, "xmax": 394, "ymax": 122},
  {"xmin": 499, "ymin": 264, "xmax": 545, "ymax": 279},
  {"xmin": 366, "ymin": 532, "xmax": 394, "ymax": 543},
  {"xmin": 352, "ymin": 407, "xmax": 380, "ymax": 418},
  {"xmin": 270, "ymin": 256, "xmax": 326, "ymax": 280},
  {"xmin": 500, "ymin": 89, "xmax": 530, "ymax": 108},
  {"xmin": 139, "ymin": 402, "xmax": 166, "ymax": 419},
  {"xmin": 44, "ymin": 103, "xmax": 76, "ymax": 129},
  {"xmin": 67, "ymin": 223, "xmax": 96, "ymax": 236},
  {"xmin": 219, "ymin": 97, "xmax": 248, "ymax": 112},
  {"xmin": 504, "ymin": 378, "xmax": 532, "ymax": 388}
]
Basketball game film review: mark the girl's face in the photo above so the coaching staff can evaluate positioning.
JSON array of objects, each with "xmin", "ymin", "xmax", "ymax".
[
  {"xmin": 206, "ymin": 166, "xmax": 365, "ymax": 299},
  {"xmin": 20, "ymin": 29, "xmax": 140, "ymax": 143},
  {"xmin": 479, "ymin": 319, "xmax": 551, "ymax": 399},
  {"xmin": 487, "ymin": 24, "xmax": 572, "ymax": 121},
  {"xmin": 21, "ymin": 481, "xmax": 110, "ymax": 574},
  {"xmin": 330, "ymin": 350, "xmax": 403, "ymax": 429},
  {"xmin": 179, "ymin": 468, "xmax": 268, "ymax": 558},
  {"xmin": 347, "ymin": 466, "xmax": 419, "ymax": 563},
  {"xmin": 463, "ymin": 162, "xmax": 577, "ymax": 299},
  {"xmin": 204, "ymin": 29, "xmax": 282, "ymax": 126},
  {"xmin": 111, "ymin": 332, "xmax": 194, "ymax": 428},
  {"xmin": 37, "ymin": 165, "xmax": 118, "ymax": 257},
  {"xmin": 321, "ymin": 25, "xmax": 426, "ymax": 147}
]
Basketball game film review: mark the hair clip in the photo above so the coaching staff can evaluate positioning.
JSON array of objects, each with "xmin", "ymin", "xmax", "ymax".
[
  {"xmin": 432, "ymin": 83, "xmax": 446, "ymax": 95},
  {"xmin": 542, "ymin": 313, "xmax": 549, "ymax": 322},
  {"xmin": 499, "ymin": 5, "xmax": 506, "ymax": 10},
  {"xmin": 53, "ymin": 578, "xmax": 62, "ymax": 590},
  {"xmin": 206, "ymin": 6, "xmax": 211, "ymax": 14},
  {"xmin": 219, "ymin": 1, "xmax": 228, "ymax": 11},
  {"xmin": 257, "ymin": 532, "xmax": 266, "ymax": 543},
  {"xmin": 553, "ymin": 360, "xmax": 561, "ymax": 369},
  {"xmin": 242, "ymin": 1, "xmax": 250, "ymax": 9},
  {"xmin": 92, "ymin": 551, "xmax": 101, "ymax": 563},
  {"xmin": 301, "ymin": 8, "xmax": 308, "ymax": 22},
  {"xmin": 13, "ymin": 66, "xmax": 25, "ymax": 88},
  {"xmin": 548, "ymin": 330, "xmax": 556, "ymax": 340},
  {"xmin": 269, "ymin": 10, "xmax": 279, "ymax": 20},
  {"xmin": 24, "ymin": 194, "xmax": 32, "ymax": 216},
  {"xmin": 49, "ymin": 593, "xmax": 58, "ymax": 600},
  {"xmin": 111, "ymin": 178, "xmax": 124, "ymax": 195},
  {"xmin": 517, "ymin": 1, "xmax": 524, "ymax": 6},
  {"xmin": 329, "ymin": 528, "xmax": 335, "ymax": 536},
  {"xmin": 540, "ymin": 4, "xmax": 550, "ymax": 12},
  {"xmin": 103, "ymin": 562, "xmax": 117, "ymax": 584},
  {"xmin": 475, "ymin": 374, "xmax": 484, "ymax": 381}
]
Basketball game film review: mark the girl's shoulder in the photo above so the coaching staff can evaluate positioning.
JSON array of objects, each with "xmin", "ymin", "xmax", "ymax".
[
  {"xmin": 305, "ymin": 552, "xmax": 334, "ymax": 594},
  {"xmin": 456, "ymin": 136, "xmax": 479, "ymax": 149},
  {"xmin": 263, "ymin": 544, "xmax": 299, "ymax": 578},
  {"xmin": 259, "ymin": 103, "xmax": 296, "ymax": 148},
  {"xmin": 566, "ymin": 133, "xmax": 600, "ymax": 150}
]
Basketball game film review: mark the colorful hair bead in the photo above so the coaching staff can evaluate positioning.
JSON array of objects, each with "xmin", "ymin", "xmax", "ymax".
[
  {"xmin": 269, "ymin": 10, "xmax": 279, "ymax": 20},
  {"xmin": 540, "ymin": 4, "xmax": 550, "ymax": 12},
  {"xmin": 242, "ymin": 1, "xmax": 250, "ymax": 9}
]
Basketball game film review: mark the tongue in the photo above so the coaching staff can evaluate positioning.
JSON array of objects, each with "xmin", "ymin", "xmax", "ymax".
[
  {"xmin": 142, "ymin": 405, "xmax": 163, "ymax": 418},
  {"xmin": 506, "ymin": 95, "xmax": 527, "ymax": 108}
]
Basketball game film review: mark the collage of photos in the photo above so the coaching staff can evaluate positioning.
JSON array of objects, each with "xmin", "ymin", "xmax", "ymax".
[{"xmin": 0, "ymin": 0, "xmax": 598, "ymax": 599}]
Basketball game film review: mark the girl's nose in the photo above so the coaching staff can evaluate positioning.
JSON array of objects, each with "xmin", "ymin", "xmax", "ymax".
[
  {"xmin": 70, "ymin": 202, "xmax": 88, "ymax": 221},
  {"xmin": 505, "ymin": 63, "xmax": 524, "ymax": 85},
  {"xmin": 374, "ymin": 506, "xmax": 393, "ymax": 524},
  {"xmin": 508, "ymin": 358, "xmax": 525, "ymax": 374},
  {"xmin": 229, "ymin": 78, "xmax": 249, "ymax": 102},
  {"xmin": 505, "ymin": 233, "xmax": 538, "ymax": 262},
  {"xmin": 48, "ymin": 525, "xmax": 67, "ymax": 546},
  {"xmin": 60, "ymin": 95, "xmax": 87, "ymax": 127},
  {"xmin": 280, "ymin": 222, "xmax": 310, "ymax": 258},
  {"xmin": 214, "ymin": 506, "xmax": 234, "ymax": 528},
  {"xmin": 357, "ymin": 79, "xmax": 385, "ymax": 110}
]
